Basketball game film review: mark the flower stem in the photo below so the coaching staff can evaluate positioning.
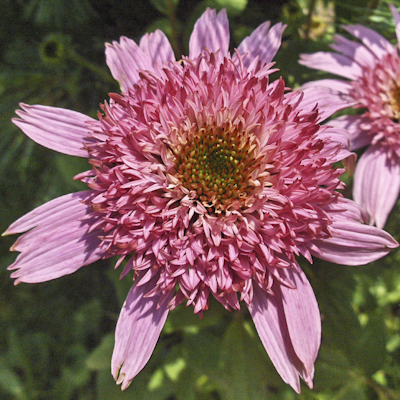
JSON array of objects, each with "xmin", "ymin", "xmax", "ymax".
[
  {"xmin": 304, "ymin": 0, "xmax": 317, "ymax": 40},
  {"xmin": 166, "ymin": 0, "xmax": 182, "ymax": 57},
  {"xmin": 68, "ymin": 49, "xmax": 116, "ymax": 85}
]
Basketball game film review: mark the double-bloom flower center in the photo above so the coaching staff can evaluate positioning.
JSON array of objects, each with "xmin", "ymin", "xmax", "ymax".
[{"xmin": 173, "ymin": 124, "xmax": 261, "ymax": 212}]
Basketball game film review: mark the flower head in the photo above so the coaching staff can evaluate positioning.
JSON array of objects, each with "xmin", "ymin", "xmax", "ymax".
[
  {"xmin": 5, "ymin": 8, "xmax": 398, "ymax": 393},
  {"xmin": 299, "ymin": 4, "xmax": 400, "ymax": 228}
]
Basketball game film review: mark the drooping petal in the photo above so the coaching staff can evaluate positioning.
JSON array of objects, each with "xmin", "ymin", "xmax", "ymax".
[
  {"xmin": 189, "ymin": 8, "xmax": 229, "ymax": 59},
  {"xmin": 280, "ymin": 266, "xmax": 321, "ymax": 387},
  {"xmin": 343, "ymin": 24, "xmax": 395, "ymax": 58},
  {"xmin": 5, "ymin": 191, "xmax": 106, "ymax": 283},
  {"xmin": 12, "ymin": 104, "xmax": 95, "ymax": 157},
  {"xmin": 300, "ymin": 78, "xmax": 353, "ymax": 94},
  {"xmin": 139, "ymin": 30, "xmax": 175, "ymax": 66},
  {"xmin": 299, "ymin": 52, "xmax": 363, "ymax": 79},
  {"xmin": 390, "ymin": 4, "xmax": 400, "ymax": 45},
  {"xmin": 328, "ymin": 114, "xmax": 373, "ymax": 150},
  {"xmin": 237, "ymin": 22, "xmax": 286, "ymax": 69},
  {"xmin": 298, "ymin": 85, "xmax": 357, "ymax": 122},
  {"xmin": 248, "ymin": 283, "xmax": 305, "ymax": 393},
  {"xmin": 105, "ymin": 36, "xmax": 154, "ymax": 92},
  {"xmin": 112, "ymin": 279, "xmax": 173, "ymax": 390},
  {"xmin": 312, "ymin": 217, "xmax": 398, "ymax": 266},
  {"xmin": 315, "ymin": 126, "xmax": 356, "ymax": 173},
  {"xmin": 353, "ymin": 144, "xmax": 400, "ymax": 228}
]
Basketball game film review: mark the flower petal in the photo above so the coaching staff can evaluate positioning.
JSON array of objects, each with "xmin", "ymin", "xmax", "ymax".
[
  {"xmin": 353, "ymin": 144, "xmax": 400, "ymax": 228},
  {"xmin": 330, "ymin": 34, "xmax": 377, "ymax": 67},
  {"xmin": 299, "ymin": 52, "xmax": 363, "ymax": 79},
  {"xmin": 312, "ymin": 197, "xmax": 398, "ymax": 265},
  {"xmin": 298, "ymin": 85, "xmax": 357, "ymax": 122},
  {"xmin": 112, "ymin": 279, "xmax": 173, "ymax": 390},
  {"xmin": 105, "ymin": 36, "xmax": 153, "ymax": 92},
  {"xmin": 139, "ymin": 30, "xmax": 175, "ymax": 66},
  {"xmin": 237, "ymin": 22, "xmax": 286, "ymax": 68},
  {"xmin": 280, "ymin": 266, "xmax": 321, "ymax": 387},
  {"xmin": 189, "ymin": 8, "xmax": 229, "ymax": 59},
  {"xmin": 390, "ymin": 4, "xmax": 400, "ymax": 45},
  {"xmin": 343, "ymin": 24, "xmax": 395, "ymax": 58},
  {"xmin": 315, "ymin": 125, "xmax": 355, "ymax": 171},
  {"xmin": 300, "ymin": 78, "xmax": 353, "ymax": 94},
  {"xmin": 5, "ymin": 191, "xmax": 105, "ymax": 283},
  {"xmin": 12, "ymin": 104, "xmax": 95, "ymax": 157},
  {"xmin": 328, "ymin": 114, "xmax": 373, "ymax": 150},
  {"xmin": 248, "ymin": 283, "xmax": 305, "ymax": 393}
]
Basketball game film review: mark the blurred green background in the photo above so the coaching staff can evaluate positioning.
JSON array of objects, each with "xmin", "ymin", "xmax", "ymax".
[{"xmin": 1, "ymin": 0, "xmax": 400, "ymax": 398}]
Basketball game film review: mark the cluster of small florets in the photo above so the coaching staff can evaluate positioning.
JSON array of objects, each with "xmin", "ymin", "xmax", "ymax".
[
  {"xmin": 350, "ymin": 51, "xmax": 400, "ymax": 157},
  {"xmin": 76, "ymin": 51, "xmax": 345, "ymax": 313}
]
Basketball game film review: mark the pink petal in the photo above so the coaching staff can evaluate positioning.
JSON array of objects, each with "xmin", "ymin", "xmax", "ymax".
[
  {"xmin": 280, "ymin": 266, "xmax": 321, "ymax": 387},
  {"xmin": 315, "ymin": 126, "xmax": 356, "ymax": 173},
  {"xmin": 189, "ymin": 8, "xmax": 229, "ymax": 59},
  {"xmin": 298, "ymin": 85, "xmax": 357, "ymax": 122},
  {"xmin": 299, "ymin": 52, "xmax": 363, "ymax": 79},
  {"xmin": 312, "ymin": 205, "xmax": 398, "ymax": 265},
  {"xmin": 237, "ymin": 22, "xmax": 286, "ymax": 68},
  {"xmin": 12, "ymin": 104, "xmax": 95, "ymax": 157},
  {"xmin": 112, "ymin": 279, "xmax": 173, "ymax": 390},
  {"xmin": 5, "ymin": 191, "xmax": 105, "ymax": 283},
  {"xmin": 317, "ymin": 126, "xmax": 350, "ymax": 149},
  {"xmin": 328, "ymin": 115, "xmax": 373, "ymax": 150},
  {"xmin": 330, "ymin": 34, "xmax": 377, "ymax": 67},
  {"xmin": 353, "ymin": 144, "xmax": 400, "ymax": 228},
  {"xmin": 248, "ymin": 283, "xmax": 305, "ymax": 393},
  {"xmin": 300, "ymin": 78, "xmax": 353, "ymax": 94},
  {"xmin": 343, "ymin": 24, "xmax": 395, "ymax": 58},
  {"xmin": 139, "ymin": 30, "xmax": 175, "ymax": 66},
  {"xmin": 390, "ymin": 4, "xmax": 400, "ymax": 45},
  {"xmin": 105, "ymin": 36, "xmax": 153, "ymax": 92}
]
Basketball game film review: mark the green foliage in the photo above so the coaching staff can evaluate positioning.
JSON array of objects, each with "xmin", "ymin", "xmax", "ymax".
[{"xmin": 2, "ymin": 0, "xmax": 400, "ymax": 399}]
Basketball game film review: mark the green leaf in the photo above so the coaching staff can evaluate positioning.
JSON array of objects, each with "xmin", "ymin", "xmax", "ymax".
[
  {"xmin": 208, "ymin": 0, "xmax": 248, "ymax": 16},
  {"xmin": 219, "ymin": 318, "xmax": 280, "ymax": 399},
  {"xmin": 0, "ymin": 357, "xmax": 27, "ymax": 400},
  {"xmin": 149, "ymin": 0, "xmax": 180, "ymax": 15},
  {"xmin": 96, "ymin": 369, "xmax": 145, "ymax": 400},
  {"xmin": 86, "ymin": 333, "xmax": 114, "ymax": 371},
  {"xmin": 352, "ymin": 312, "xmax": 387, "ymax": 376}
]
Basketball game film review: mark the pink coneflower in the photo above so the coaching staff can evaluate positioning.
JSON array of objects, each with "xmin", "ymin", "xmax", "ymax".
[
  {"xmin": 299, "ymin": 4, "xmax": 400, "ymax": 228},
  {"xmin": 4, "ymin": 8, "xmax": 398, "ymax": 393}
]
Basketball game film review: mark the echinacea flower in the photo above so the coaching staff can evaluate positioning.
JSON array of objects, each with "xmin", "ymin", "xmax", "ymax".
[
  {"xmin": 299, "ymin": 4, "xmax": 400, "ymax": 228},
  {"xmin": 4, "ymin": 8, "xmax": 398, "ymax": 394}
]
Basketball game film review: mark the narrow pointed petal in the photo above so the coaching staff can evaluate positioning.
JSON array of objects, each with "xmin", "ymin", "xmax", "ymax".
[
  {"xmin": 299, "ymin": 52, "xmax": 363, "ymax": 79},
  {"xmin": 139, "ymin": 30, "xmax": 175, "ymax": 66},
  {"xmin": 328, "ymin": 115, "xmax": 373, "ymax": 150},
  {"xmin": 390, "ymin": 5, "xmax": 400, "ymax": 45},
  {"xmin": 112, "ymin": 279, "xmax": 173, "ymax": 390},
  {"xmin": 353, "ymin": 144, "xmax": 400, "ymax": 228},
  {"xmin": 280, "ymin": 266, "xmax": 320, "ymax": 385},
  {"xmin": 343, "ymin": 24, "xmax": 395, "ymax": 58},
  {"xmin": 189, "ymin": 8, "xmax": 229, "ymax": 59},
  {"xmin": 12, "ymin": 104, "xmax": 95, "ymax": 157},
  {"xmin": 5, "ymin": 191, "xmax": 105, "ymax": 283},
  {"xmin": 105, "ymin": 36, "xmax": 153, "ymax": 92},
  {"xmin": 237, "ymin": 22, "xmax": 286, "ymax": 68},
  {"xmin": 248, "ymin": 284, "xmax": 304, "ymax": 393}
]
